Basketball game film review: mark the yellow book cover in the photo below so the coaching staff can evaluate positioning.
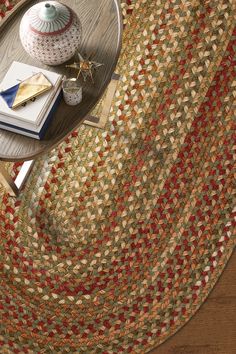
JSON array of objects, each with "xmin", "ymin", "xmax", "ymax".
[{"xmin": 0, "ymin": 72, "xmax": 52, "ymax": 109}]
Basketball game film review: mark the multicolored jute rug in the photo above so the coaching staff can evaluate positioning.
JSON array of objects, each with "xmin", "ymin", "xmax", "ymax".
[{"xmin": 0, "ymin": 0, "xmax": 236, "ymax": 353}]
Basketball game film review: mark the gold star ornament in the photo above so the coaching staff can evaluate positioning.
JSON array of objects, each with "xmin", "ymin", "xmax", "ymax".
[{"xmin": 66, "ymin": 53, "xmax": 104, "ymax": 83}]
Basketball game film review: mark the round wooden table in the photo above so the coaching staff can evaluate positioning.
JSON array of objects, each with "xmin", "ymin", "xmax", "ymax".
[{"xmin": 0, "ymin": 0, "xmax": 122, "ymax": 195}]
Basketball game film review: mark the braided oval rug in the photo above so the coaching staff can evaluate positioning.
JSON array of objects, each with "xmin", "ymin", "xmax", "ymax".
[{"xmin": 0, "ymin": 0, "xmax": 236, "ymax": 353}]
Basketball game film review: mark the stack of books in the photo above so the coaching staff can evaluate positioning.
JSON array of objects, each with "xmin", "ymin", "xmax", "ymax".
[{"xmin": 0, "ymin": 61, "xmax": 63, "ymax": 140}]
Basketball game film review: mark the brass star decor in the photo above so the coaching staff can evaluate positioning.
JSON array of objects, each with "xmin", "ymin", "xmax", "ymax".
[{"xmin": 66, "ymin": 53, "xmax": 104, "ymax": 83}]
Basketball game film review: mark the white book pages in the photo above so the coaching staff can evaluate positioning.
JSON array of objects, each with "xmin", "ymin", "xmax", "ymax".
[
  {"xmin": 0, "ymin": 124, "xmax": 41, "ymax": 140},
  {"xmin": 0, "ymin": 86, "xmax": 62, "ymax": 138}
]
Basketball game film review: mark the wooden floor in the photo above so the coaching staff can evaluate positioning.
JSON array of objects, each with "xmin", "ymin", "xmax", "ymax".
[{"xmin": 150, "ymin": 250, "xmax": 236, "ymax": 354}]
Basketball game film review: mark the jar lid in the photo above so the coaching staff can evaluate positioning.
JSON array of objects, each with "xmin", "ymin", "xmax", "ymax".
[{"xmin": 26, "ymin": 1, "xmax": 73, "ymax": 35}]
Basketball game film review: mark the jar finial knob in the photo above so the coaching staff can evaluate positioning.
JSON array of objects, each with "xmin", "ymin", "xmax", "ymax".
[{"xmin": 39, "ymin": 2, "xmax": 57, "ymax": 21}]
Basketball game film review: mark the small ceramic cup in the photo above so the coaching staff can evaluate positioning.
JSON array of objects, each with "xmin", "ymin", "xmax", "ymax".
[{"xmin": 62, "ymin": 77, "xmax": 82, "ymax": 106}]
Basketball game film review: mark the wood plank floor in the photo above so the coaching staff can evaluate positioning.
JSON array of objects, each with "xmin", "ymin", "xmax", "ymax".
[{"xmin": 150, "ymin": 250, "xmax": 236, "ymax": 354}]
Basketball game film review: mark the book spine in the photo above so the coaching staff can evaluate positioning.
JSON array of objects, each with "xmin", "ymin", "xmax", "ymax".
[{"xmin": 38, "ymin": 90, "xmax": 63, "ymax": 139}]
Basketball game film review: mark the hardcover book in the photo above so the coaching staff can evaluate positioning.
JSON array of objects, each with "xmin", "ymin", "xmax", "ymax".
[
  {"xmin": 0, "ymin": 61, "xmax": 63, "ymax": 128},
  {"xmin": 0, "ymin": 88, "xmax": 62, "ymax": 140}
]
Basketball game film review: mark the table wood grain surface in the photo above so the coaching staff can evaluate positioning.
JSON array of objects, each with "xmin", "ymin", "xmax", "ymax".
[{"xmin": 0, "ymin": 0, "xmax": 122, "ymax": 162}]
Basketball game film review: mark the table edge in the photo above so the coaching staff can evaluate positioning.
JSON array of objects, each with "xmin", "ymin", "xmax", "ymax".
[{"xmin": 0, "ymin": 0, "xmax": 123, "ymax": 162}]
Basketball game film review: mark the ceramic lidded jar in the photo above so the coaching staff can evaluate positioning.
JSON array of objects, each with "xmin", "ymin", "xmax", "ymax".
[{"xmin": 19, "ymin": 1, "xmax": 82, "ymax": 66}]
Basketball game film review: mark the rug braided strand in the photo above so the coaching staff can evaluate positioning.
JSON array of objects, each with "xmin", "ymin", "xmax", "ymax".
[{"xmin": 0, "ymin": 0, "xmax": 235, "ymax": 353}]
